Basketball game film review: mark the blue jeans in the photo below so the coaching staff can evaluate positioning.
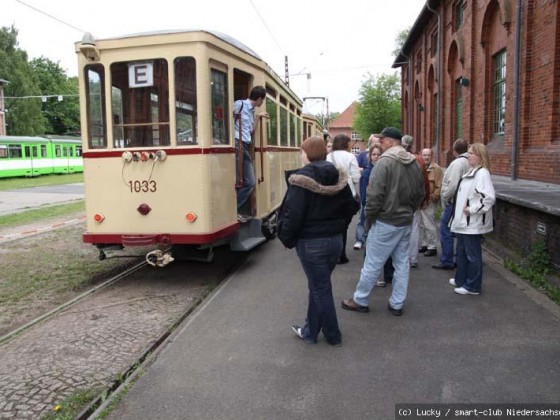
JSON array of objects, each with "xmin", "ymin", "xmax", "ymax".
[
  {"xmin": 454, "ymin": 233, "xmax": 483, "ymax": 293},
  {"xmin": 355, "ymin": 205, "xmax": 366, "ymax": 244},
  {"xmin": 296, "ymin": 235, "xmax": 343, "ymax": 344},
  {"xmin": 354, "ymin": 221, "xmax": 411, "ymax": 310},
  {"xmin": 235, "ymin": 142, "xmax": 255, "ymax": 210},
  {"xmin": 439, "ymin": 204, "xmax": 455, "ymax": 267}
]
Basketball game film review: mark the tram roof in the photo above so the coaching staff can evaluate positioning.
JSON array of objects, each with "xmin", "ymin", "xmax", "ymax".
[{"xmin": 88, "ymin": 29, "xmax": 262, "ymax": 61}]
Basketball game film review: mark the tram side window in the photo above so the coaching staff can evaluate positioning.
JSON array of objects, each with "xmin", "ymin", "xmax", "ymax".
[
  {"xmin": 40, "ymin": 145, "xmax": 47, "ymax": 157},
  {"xmin": 279, "ymin": 107, "xmax": 288, "ymax": 147},
  {"xmin": 266, "ymin": 98, "xmax": 278, "ymax": 146},
  {"xmin": 55, "ymin": 145, "xmax": 61, "ymax": 157},
  {"xmin": 0, "ymin": 147, "xmax": 7, "ymax": 158},
  {"xmin": 175, "ymin": 57, "xmax": 197, "ymax": 146},
  {"xmin": 76, "ymin": 146, "xmax": 82, "ymax": 157},
  {"xmin": 85, "ymin": 65, "xmax": 107, "ymax": 149},
  {"xmin": 8, "ymin": 145, "xmax": 22, "ymax": 158},
  {"xmin": 290, "ymin": 113, "xmax": 296, "ymax": 147},
  {"xmin": 210, "ymin": 69, "xmax": 229, "ymax": 145}
]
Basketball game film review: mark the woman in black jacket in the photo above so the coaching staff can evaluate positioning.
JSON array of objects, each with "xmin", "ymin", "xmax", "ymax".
[{"xmin": 278, "ymin": 136, "xmax": 359, "ymax": 346}]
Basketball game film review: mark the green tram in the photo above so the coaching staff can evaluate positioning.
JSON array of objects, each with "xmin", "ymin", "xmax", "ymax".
[{"xmin": 0, "ymin": 136, "xmax": 83, "ymax": 178}]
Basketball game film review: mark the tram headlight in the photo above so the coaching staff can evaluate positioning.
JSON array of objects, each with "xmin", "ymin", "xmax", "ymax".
[{"xmin": 122, "ymin": 151, "xmax": 133, "ymax": 162}]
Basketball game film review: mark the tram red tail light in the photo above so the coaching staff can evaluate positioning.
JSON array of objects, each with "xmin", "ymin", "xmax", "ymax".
[
  {"xmin": 94, "ymin": 213, "xmax": 105, "ymax": 223},
  {"xmin": 185, "ymin": 212, "xmax": 197, "ymax": 223}
]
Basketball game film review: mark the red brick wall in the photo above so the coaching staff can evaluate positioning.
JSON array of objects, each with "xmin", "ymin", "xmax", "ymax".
[{"xmin": 400, "ymin": 0, "xmax": 560, "ymax": 185}]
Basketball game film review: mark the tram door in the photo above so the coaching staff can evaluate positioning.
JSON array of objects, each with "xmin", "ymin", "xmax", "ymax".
[{"xmin": 233, "ymin": 70, "xmax": 257, "ymax": 218}]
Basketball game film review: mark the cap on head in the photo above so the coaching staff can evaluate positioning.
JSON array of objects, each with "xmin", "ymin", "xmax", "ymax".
[{"xmin": 377, "ymin": 127, "xmax": 403, "ymax": 141}]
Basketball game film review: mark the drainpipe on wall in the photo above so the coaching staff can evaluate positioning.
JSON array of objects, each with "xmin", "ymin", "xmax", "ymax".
[
  {"xmin": 512, "ymin": 0, "xmax": 522, "ymax": 180},
  {"xmin": 426, "ymin": 0, "xmax": 442, "ymax": 164},
  {"xmin": 398, "ymin": 52, "xmax": 413, "ymax": 136}
]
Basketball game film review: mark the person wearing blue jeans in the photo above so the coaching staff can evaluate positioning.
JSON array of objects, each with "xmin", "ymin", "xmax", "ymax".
[
  {"xmin": 277, "ymin": 136, "xmax": 359, "ymax": 346},
  {"xmin": 341, "ymin": 127, "xmax": 425, "ymax": 316},
  {"xmin": 233, "ymin": 86, "xmax": 268, "ymax": 221},
  {"xmin": 432, "ymin": 138, "xmax": 470, "ymax": 270}
]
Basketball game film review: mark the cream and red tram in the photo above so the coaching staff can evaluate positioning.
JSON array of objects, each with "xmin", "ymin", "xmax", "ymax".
[{"xmin": 75, "ymin": 30, "xmax": 305, "ymax": 265}]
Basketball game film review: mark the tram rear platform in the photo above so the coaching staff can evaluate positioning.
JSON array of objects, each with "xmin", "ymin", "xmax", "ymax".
[{"xmin": 105, "ymin": 218, "xmax": 560, "ymax": 419}]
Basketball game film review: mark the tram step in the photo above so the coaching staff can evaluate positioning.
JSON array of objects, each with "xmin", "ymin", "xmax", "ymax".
[{"xmin": 230, "ymin": 219, "xmax": 266, "ymax": 251}]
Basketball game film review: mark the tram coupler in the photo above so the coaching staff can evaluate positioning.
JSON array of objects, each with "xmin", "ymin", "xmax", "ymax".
[{"xmin": 146, "ymin": 249, "xmax": 175, "ymax": 267}]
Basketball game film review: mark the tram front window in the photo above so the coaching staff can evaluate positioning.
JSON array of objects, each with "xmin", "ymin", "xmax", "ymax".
[
  {"xmin": 110, "ymin": 59, "xmax": 170, "ymax": 148},
  {"xmin": 174, "ymin": 57, "xmax": 197, "ymax": 146}
]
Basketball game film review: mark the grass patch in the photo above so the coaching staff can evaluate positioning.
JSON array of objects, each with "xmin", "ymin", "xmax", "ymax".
[
  {"xmin": 42, "ymin": 386, "xmax": 106, "ymax": 420},
  {"xmin": 504, "ymin": 241, "xmax": 560, "ymax": 305},
  {"xmin": 0, "ymin": 201, "xmax": 85, "ymax": 230},
  {"xmin": 0, "ymin": 173, "xmax": 83, "ymax": 191}
]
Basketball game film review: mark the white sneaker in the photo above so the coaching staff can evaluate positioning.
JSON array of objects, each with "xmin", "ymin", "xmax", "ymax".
[
  {"xmin": 292, "ymin": 325, "xmax": 304, "ymax": 339},
  {"xmin": 454, "ymin": 287, "xmax": 480, "ymax": 295},
  {"xmin": 353, "ymin": 241, "xmax": 363, "ymax": 250},
  {"xmin": 449, "ymin": 278, "xmax": 457, "ymax": 286},
  {"xmin": 376, "ymin": 279, "xmax": 386, "ymax": 287}
]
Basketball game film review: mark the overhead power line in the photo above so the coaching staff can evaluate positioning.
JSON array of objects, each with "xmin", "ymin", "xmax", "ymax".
[
  {"xmin": 15, "ymin": 0, "xmax": 87, "ymax": 34},
  {"xmin": 248, "ymin": 0, "xmax": 285, "ymax": 56}
]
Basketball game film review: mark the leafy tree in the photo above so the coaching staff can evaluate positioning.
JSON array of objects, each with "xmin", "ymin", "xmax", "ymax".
[
  {"xmin": 353, "ymin": 72, "xmax": 401, "ymax": 140},
  {"xmin": 392, "ymin": 27, "xmax": 411, "ymax": 59},
  {"xmin": 30, "ymin": 57, "xmax": 80, "ymax": 135},
  {"xmin": 0, "ymin": 25, "xmax": 45, "ymax": 135}
]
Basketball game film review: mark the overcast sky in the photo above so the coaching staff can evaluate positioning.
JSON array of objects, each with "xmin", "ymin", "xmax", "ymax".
[{"xmin": 2, "ymin": 0, "xmax": 426, "ymax": 115}]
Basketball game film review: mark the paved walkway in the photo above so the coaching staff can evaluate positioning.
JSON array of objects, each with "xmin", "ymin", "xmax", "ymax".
[
  {"xmin": 104, "ymin": 228, "xmax": 560, "ymax": 419},
  {"xmin": 0, "ymin": 183, "xmax": 84, "ymax": 216}
]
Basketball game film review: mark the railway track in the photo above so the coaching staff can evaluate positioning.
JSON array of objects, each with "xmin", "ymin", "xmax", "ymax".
[{"xmin": 0, "ymin": 247, "xmax": 247, "ymax": 419}]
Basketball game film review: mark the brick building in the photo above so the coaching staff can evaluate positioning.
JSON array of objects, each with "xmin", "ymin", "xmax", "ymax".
[
  {"xmin": 394, "ymin": 0, "xmax": 560, "ymax": 265},
  {"xmin": 327, "ymin": 102, "xmax": 366, "ymax": 154}
]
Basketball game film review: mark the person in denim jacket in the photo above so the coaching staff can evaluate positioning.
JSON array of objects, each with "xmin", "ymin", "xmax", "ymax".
[{"xmin": 448, "ymin": 143, "xmax": 495, "ymax": 295}]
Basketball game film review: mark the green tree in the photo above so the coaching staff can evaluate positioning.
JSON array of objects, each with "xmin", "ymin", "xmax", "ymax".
[
  {"xmin": 31, "ymin": 57, "xmax": 80, "ymax": 135},
  {"xmin": 353, "ymin": 72, "xmax": 401, "ymax": 140},
  {"xmin": 392, "ymin": 27, "xmax": 411, "ymax": 59},
  {"xmin": 0, "ymin": 25, "xmax": 45, "ymax": 135}
]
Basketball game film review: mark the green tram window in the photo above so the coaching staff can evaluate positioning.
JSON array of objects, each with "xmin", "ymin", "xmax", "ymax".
[
  {"xmin": 0, "ymin": 146, "xmax": 7, "ymax": 158},
  {"xmin": 40, "ymin": 145, "xmax": 47, "ymax": 158},
  {"xmin": 111, "ymin": 59, "xmax": 170, "ymax": 148},
  {"xmin": 55, "ymin": 145, "xmax": 61, "ymax": 157},
  {"xmin": 266, "ymin": 99, "xmax": 278, "ymax": 145},
  {"xmin": 210, "ymin": 69, "xmax": 229, "ymax": 145},
  {"xmin": 174, "ymin": 57, "xmax": 197, "ymax": 146},
  {"xmin": 8, "ymin": 145, "xmax": 22, "ymax": 158},
  {"xmin": 85, "ymin": 64, "xmax": 107, "ymax": 148}
]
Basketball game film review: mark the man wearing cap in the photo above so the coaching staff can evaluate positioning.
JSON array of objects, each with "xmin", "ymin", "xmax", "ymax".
[{"xmin": 342, "ymin": 127, "xmax": 425, "ymax": 316}]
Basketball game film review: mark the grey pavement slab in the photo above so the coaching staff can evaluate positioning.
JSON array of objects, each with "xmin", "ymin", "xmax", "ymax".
[
  {"xmin": 108, "ymin": 236, "xmax": 560, "ymax": 420},
  {"xmin": 0, "ymin": 183, "xmax": 84, "ymax": 215}
]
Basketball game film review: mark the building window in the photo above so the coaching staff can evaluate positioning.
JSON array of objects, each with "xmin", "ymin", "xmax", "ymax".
[
  {"xmin": 351, "ymin": 132, "xmax": 361, "ymax": 141},
  {"xmin": 416, "ymin": 50, "xmax": 423, "ymax": 74},
  {"xmin": 493, "ymin": 49, "xmax": 506, "ymax": 135},
  {"xmin": 455, "ymin": 78, "xmax": 463, "ymax": 139},
  {"xmin": 454, "ymin": 0, "xmax": 464, "ymax": 31},
  {"xmin": 431, "ymin": 29, "xmax": 438, "ymax": 58}
]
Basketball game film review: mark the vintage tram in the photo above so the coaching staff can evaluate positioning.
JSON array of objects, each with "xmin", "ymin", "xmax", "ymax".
[{"xmin": 75, "ymin": 30, "xmax": 321, "ymax": 265}]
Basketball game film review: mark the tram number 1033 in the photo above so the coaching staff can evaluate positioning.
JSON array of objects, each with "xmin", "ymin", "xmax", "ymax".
[{"xmin": 128, "ymin": 180, "xmax": 157, "ymax": 193}]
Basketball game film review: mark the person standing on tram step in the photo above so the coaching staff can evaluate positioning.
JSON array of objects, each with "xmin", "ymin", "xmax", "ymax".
[
  {"xmin": 432, "ymin": 138, "xmax": 470, "ymax": 270},
  {"xmin": 448, "ymin": 143, "xmax": 495, "ymax": 295},
  {"xmin": 277, "ymin": 136, "xmax": 359, "ymax": 346},
  {"xmin": 326, "ymin": 134, "xmax": 361, "ymax": 264},
  {"xmin": 233, "ymin": 86, "xmax": 268, "ymax": 223},
  {"xmin": 341, "ymin": 127, "xmax": 425, "ymax": 316}
]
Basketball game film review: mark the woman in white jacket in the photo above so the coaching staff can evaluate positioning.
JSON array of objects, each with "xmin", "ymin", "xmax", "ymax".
[
  {"xmin": 327, "ymin": 134, "xmax": 361, "ymax": 264},
  {"xmin": 449, "ymin": 143, "xmax": 495, "ymax": 295}
]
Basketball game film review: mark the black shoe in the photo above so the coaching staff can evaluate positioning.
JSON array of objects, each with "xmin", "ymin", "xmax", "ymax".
[
  {"xmin": 424, "ymin": 249, "xmax": 437, "ymax": 257},
  {"xmin": 432, "ymin": 263, "xmax": 455, "ymax": 270},
  {"xmin": 341, "ymin": 298, "xmax": 369, "ymax": 313},
  {"xmin": 337, "ymin": 256, "xmax": 349, "ymax": 264},
  {"xmin": 418, "ymin": 246, "xmax": 428, "ymax": 253},
  {"xmin": 387, "ymin": 303, "xmax": 403, "ymax": 316}
]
